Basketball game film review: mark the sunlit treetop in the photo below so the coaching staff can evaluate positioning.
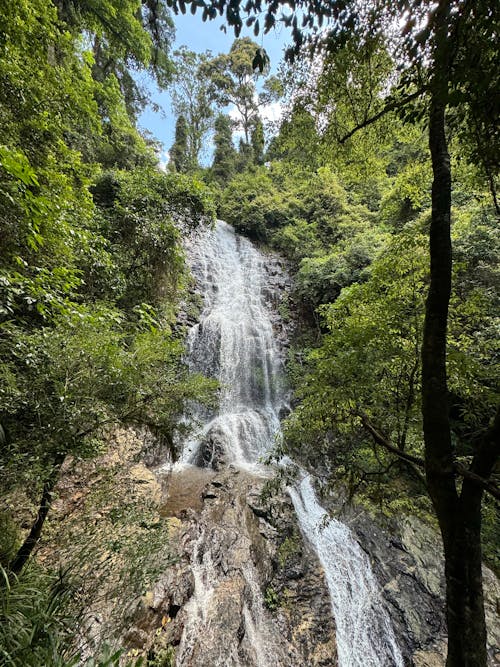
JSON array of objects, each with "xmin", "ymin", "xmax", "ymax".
[{"xmin": 166, "ymin": 0, "xmax": 499, "ymax": 192}]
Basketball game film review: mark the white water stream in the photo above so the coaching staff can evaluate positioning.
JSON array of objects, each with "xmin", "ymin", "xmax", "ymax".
[
  {"xmin": 176, "ymin": 220, "xmax": 285, "ymax": 472},
  {"xmin": 176, "ymin": 220, "xmax": 404, "ymax": 666},
  {"xmin": 289, "ymin": 477, "xmax": 404, "ymax": 666}
]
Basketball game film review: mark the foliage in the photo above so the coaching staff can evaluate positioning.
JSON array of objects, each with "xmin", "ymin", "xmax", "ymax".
[
  {"xmin": 204, "ymin": 38, "xmax": 276, "ymax": 143},
  {"xmin": 93, "ymin": 75, "xmax": 159, "ymax": 170},
  {"xmin": 0, "ymin": 564, "xmax": 79, "ymax": 667},
  {"xmin": 0, "ymin": 563, "xmax": 148, "ymax": 666},
  {"xmin": 0, "ymin": 0, "xmax": 217, "ymax": 657},
  {"xmin": 170, "ymin": 48, "xmax": 218, "ymax": 170},
  {"xmin": 58, "ymin": 0, "xmax": 175, "ymax": 116},
  {"xmin": 146, "ymin": 645, "xmax": 176, "ymax": 667},
  {"xmin": 283, "ymin": 229, "xmax": 428, "ymax": 479},
  {"xmin": 251, "ymin": 117, "xmax": 265, "ymax": 165},
  {"xmin": 380, "ymin": 157, "xmax": 432, "ymax": 229},
  {"xmin": 170, "ymin": 116, "xmax": 190, "ymax": 173},
  {"xmin": 263, "ymin": 585, "xmax": 280, "ymax": 611},
  {"xmin": 448, "ymin": 204, "xmax": 500, "ymax": 442},
  {"xmin": 91, "ymin": 166, "xmax": 215, "ymax": 307},
  {"xmin": 219, "ymin": 165, "xmax": 295, "ymax": 240},
  {"xmin": 277, "ymin": 534, "xmax": 301, "ymax": 568},
  {"xmin": 267, "ymin": 105, "xmax": 320, "ymax": 170},
  {"xmin": 211, "ymin": 114, "xmax": 237, "ymax": 185}
]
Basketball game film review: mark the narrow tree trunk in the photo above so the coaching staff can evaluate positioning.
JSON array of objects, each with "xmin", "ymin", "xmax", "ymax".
[
  {"xmin": 9, "ymin": 455, "xmax": 65, "ymax": 574},
  {"xmin": 441, "ymin": 499, "xmax": 486, "ymax": 666},
  {"xmin": 423, "ymin": 84, "xmax": 456, "ymax": 535},
  {"xmin": 422, "ymin": 4, "xmax": 489, "ymax": 664},
  {"xmin": 451, "ymin": 406, "xmax": 500, "ymax": 665}
]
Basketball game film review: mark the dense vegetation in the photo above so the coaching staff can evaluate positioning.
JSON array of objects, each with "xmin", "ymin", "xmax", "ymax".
[
  {"xmin": 0, "ymin": 1, "xmax": 216, "ymax": 664},
  {"xmin": 1, "ymin": 0, "xmax": 498, "ymax": 665},
  {"xmin": 218, "ymin": 92, "xmax": 498, "ymax": 540}
]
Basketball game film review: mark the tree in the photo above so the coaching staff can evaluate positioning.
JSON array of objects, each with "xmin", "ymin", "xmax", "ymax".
[
  {"xmin": 205, "ymin": 38, "xmax": 269, "ymax": 143},
  {"xmin": 2, "ymin": 307, "xmax": 216, "ymax": 576},
  {"xmin": 211, "ymin": 114, "xmax": 237, "ymax": 184},
  {"xmin": 283, "ymin": 229, "xmax": 429, "ymax": 479},
  {"xmin": 251, "ymin": 117, "xmax": 265, "ymax": 165},
  {"xmin": 267, "ymin": 104, "xmax": 320, "ymax": 170},
  {"xmin": 170, "ymin": 115, "xmax": 189, "ymax": 172},
  {"xmin": 0, "ymin": 158, "xmax": 217, "ymax": 576},
  {"xmin": 179, "ymin": 0, "xmax": 500, "ymax": 663},
  {"xmin": 171, "ymin": 47, "xmax": 219, "ymax": 170},
  {"xmin": 55, "ymin": 0, "xmax": 175, "ymax": 118},
  {"xmin": 0, "ymin": 0, "xmax": 217, "ymax": 584},
  {"xmin": 236, "ymin": 138, "xmax": 254, "ymax": 173}
]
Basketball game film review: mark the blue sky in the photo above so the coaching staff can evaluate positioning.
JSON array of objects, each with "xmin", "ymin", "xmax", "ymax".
[{"xmin": 137, "ymin": 12, "xmax": 291, "ymax": 166}]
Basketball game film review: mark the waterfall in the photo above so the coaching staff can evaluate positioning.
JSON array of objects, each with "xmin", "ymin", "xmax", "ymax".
[
  {"xmin": 177, "ymin": 220, "xmax": 285, "ymax": 471},
  {"xmin": 176, "ymin": 220, "xmax": 403, "ymax": 666},
  {"xmin": 289, "ymin": 477, "xmax": 404, "ymax": 667}
]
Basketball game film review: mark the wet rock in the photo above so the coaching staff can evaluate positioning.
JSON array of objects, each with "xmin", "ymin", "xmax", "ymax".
[
  {"xmin": 136, "ymin": 469, "xmax": 337, "ymax": 666},
  {"xmin": 329, "ymin": 505, "xmax": 446, "ymax": 665},
  {"xmin": 320, "ymin": 497, "xmax": 500, "ymax": 666},
  {"xmin": 262, "ymin": 493, "xmax": 338, "ymax": 666},
  {"xmin": 193, "ymin": 432, "xmax": 227, "ymax": 470},
  {"xmin": 483, "ymin": 566, "xmax": 500, "ymax": 663},
  {"xmin": 247, "ymin": 497, "xmax": 270, "ymax": 520}
]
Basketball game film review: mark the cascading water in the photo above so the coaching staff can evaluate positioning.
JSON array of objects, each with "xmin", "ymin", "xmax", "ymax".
[
  {"xmin": 175, "ymin": 219, "xmax": 404, "ymax": 666},
  {"xmin": 176, "ymin": 220, "xmax": 286, "ymax": 471},
  {"xmin": 173, "ymin": 221, "xmax": 289, "ymax": 666},
  {"xmin": 289, "ymin": 477, "xmax": 404, "ymax": 667}
]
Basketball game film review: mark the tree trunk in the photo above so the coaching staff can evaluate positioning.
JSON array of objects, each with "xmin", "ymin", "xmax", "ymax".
[
  {"xmin": 9, "ymin": 455, "xmax": 65, "ymax": 575},
  {"xmin": 442, "ymin": 498, "xmax": 487, "ymax": 666},
  {"xmin": 451, "ymin": 406, "xmax": 500, "ymax": 665},
  {"xmin": 422, "ymin": 3, "xmax": 489, "ymax": 664}
]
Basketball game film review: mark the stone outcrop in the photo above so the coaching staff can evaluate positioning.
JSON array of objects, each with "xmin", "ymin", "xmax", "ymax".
[{"xmin": 128, "ymin": 466, "xmax": 337, "ymax": 666}]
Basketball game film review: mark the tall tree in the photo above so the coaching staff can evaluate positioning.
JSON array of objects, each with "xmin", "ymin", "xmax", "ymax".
[
  {"xmin": 170, "ymin": 114, "xmax": 189, "ymax": 172},
  {"xmin": 251, "ymin": 117, "xmax": 265, "ymax": 165},
  {"xmin": 236, "ymin": 138, "xmax": 254, "ymax": 173},
  {"xmin": 171, "ymin": 47, "xmax": 219, "ymax": 170},
  {"xmin": 212, "ymin": 114, "xmax": 237, "ymax": 184},
  {"xmin": 181, "ymin": 0, "xmax": 500, "ymax": 664},
  {"xmin": 205, "ymin": 38, "xmax": 270, "ymax": 143}
]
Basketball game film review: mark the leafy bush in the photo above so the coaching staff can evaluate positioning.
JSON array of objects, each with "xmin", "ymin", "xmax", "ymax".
[
  {"xmin": 0, "ymin": 564, "xmax": 79, "ymax": 666},
  {"xmin": 220, "ymin": 166, "xmax": 298, "ymax": 241}
]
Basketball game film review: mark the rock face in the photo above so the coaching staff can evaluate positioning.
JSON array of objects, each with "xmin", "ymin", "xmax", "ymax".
[
  {"xmin": 347, "ymin": 510, "xmax": 447, "ymax": 665},
  {"xmin": 37, "ymin": 426, "xmax": 174, "ymax": 662},
  {"xmin": 129, "ymin": 467, "xmax": 337, "ymax": 666},
  {"xmin": 331, "ymin": 501, "xmax": 500, "ymax": 666}
]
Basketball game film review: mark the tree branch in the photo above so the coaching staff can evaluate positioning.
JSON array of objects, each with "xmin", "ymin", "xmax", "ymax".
[
  {"xmin": 358, "ymin": 412, "xmax": 425, "ymax": 467},
  {"xmin": 338, "ymin": 88, "xmax": 427, "ymax": 144},
  {"xmin": 455, "ymin": 462, "xmax": 500, "ymax": 501},
  {"xmin": 358, "ymin": 411, "xmax": 500, "ymax": 500},
  {"xmin": 462, "ymin": 405, "xmax": 500, "ymax": 501},
  {"xmin": 9, "ymin": 453, "xmax": 65, "ymax": 574}
]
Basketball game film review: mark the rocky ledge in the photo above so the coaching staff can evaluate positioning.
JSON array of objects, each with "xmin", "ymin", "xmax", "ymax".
[{"xmin": 126, "ymin": 466, "xmax": 337, "ymax": 666}]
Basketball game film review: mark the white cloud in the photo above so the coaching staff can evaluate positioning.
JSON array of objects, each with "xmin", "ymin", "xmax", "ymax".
[
  {"xmin": 158, "ymin": 149, "xmax": 170, "ymax": 172},
  {"xmin": 260, "ymin": 101, "xmax": 283, "ymax": 123}
]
